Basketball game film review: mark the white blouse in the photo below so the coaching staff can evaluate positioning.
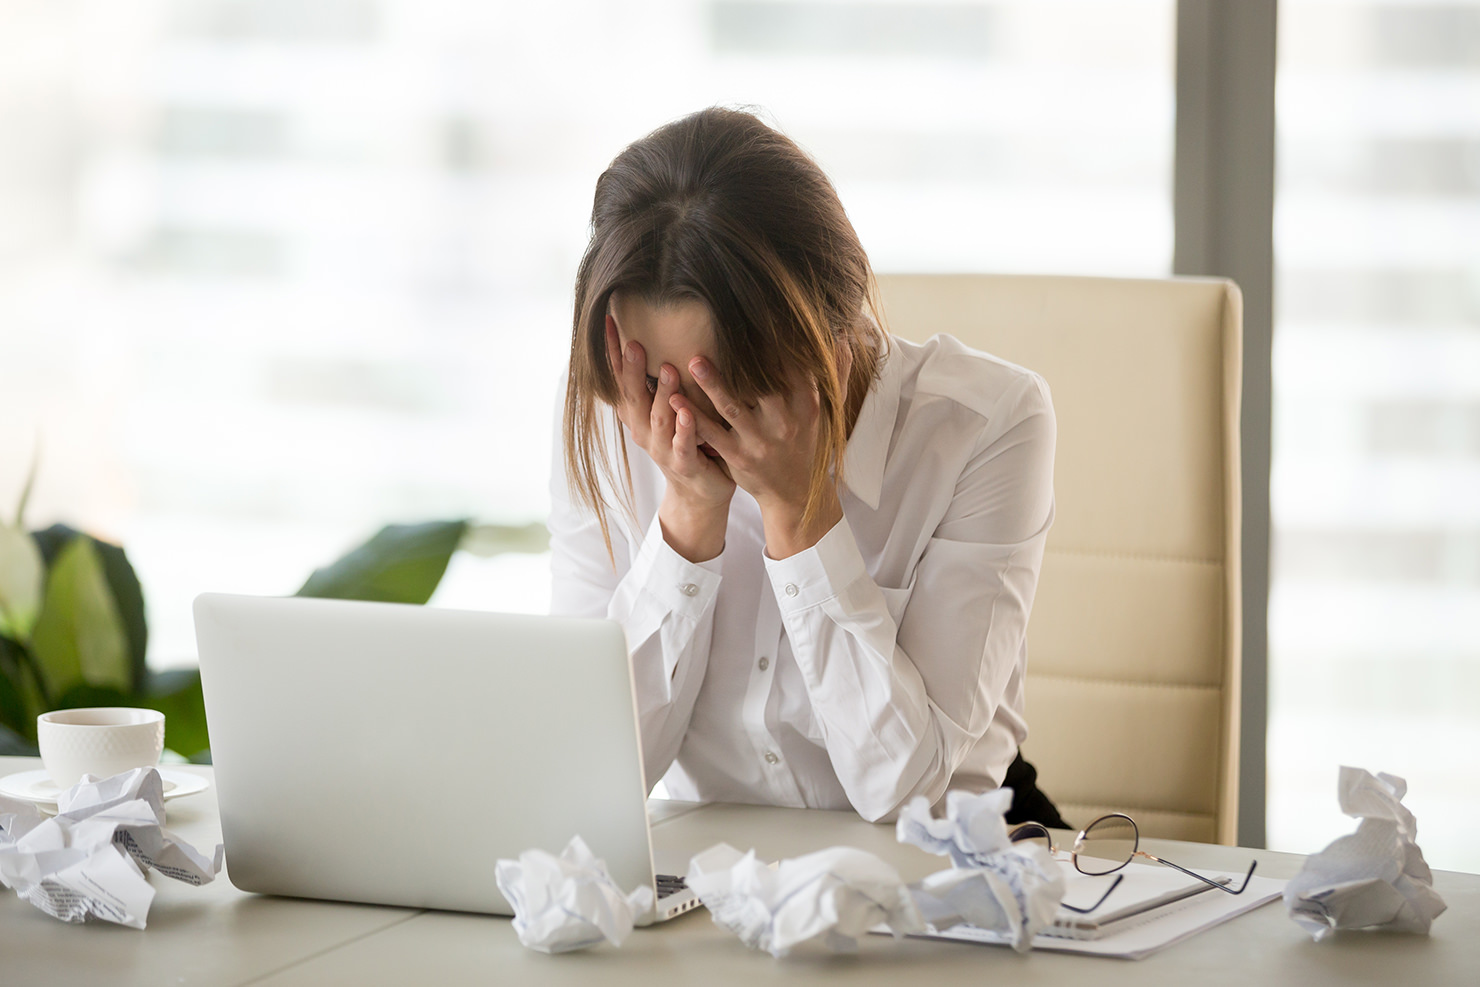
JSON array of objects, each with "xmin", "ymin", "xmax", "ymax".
[{"xmin": 548, "ymin": 332, "xmax": 1056, "ymax": 822}]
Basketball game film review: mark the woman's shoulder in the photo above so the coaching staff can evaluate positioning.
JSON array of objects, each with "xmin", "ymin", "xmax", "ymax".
[{"xmin": 889, "ymin": 332, "xmax": 1052, "ymax": 425}]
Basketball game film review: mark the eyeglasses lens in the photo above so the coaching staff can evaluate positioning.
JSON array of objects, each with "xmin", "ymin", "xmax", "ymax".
[
  {"xmin": 1010, "ymin": 825, "xmax": 1052, "ymax": 853},
  {"xmin": 1075, "ymin": 815, "xmax": 1137, "ymax": 876}
]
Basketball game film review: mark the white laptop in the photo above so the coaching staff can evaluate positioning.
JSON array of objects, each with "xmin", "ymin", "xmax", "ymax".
[{"xmin": 193, "ymin": 593, "xmax": 699, "ymax": 923}]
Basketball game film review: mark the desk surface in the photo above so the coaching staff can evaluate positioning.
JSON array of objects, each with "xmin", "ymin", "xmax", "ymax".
[{"xmin": 2, "ymin": 756, "xmax": 1476, "ymax": 986}]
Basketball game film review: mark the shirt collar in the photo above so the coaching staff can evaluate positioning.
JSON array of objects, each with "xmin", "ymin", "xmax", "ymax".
[{"xmin": 841, "ymin": 338, "xmax": 903, "ymax": 511}]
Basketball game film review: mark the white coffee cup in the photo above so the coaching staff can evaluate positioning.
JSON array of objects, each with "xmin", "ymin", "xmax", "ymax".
[{"xmin": 37, "ymin": 707, "xmax": 166, "ymax": 789}]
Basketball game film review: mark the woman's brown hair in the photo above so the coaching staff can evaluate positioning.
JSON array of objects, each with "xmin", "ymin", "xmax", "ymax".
[{"xmin": 564, "ymin": 107, "xmax": 885, "ymax": 551}]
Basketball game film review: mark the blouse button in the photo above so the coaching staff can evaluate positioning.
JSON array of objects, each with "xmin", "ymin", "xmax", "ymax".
[
  {"xmin": 764, "ymin": 751, "xmax": 780, "ymax": 765},
  {"xmin": 679, "ymin": 583, "xmax": 699, "ymax": 597},
  {"xmin": 784, "ymin": 583, "xmax": 799, "ymax": 597},
  {"xmin": 758, "ymin": 656, "xmax": 769, "ymax": 671}
]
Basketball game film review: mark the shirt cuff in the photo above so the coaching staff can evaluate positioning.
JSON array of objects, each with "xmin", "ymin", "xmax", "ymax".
[
  {"xmin": 763, "ymin": 515, "xmax": 868, "ymax": 615},
  {"xmin": 630, "ymin": 512, "xmax": 724, "ymax": 619}
]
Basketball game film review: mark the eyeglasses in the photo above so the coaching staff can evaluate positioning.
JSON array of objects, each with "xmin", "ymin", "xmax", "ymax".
[{"xmin": 1008, "ymin": 812, "xmax": 1258, "ymax": 914}]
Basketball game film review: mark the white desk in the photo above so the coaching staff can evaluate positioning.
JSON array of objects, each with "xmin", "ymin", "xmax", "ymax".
[{"xmin": 2, "ymin": 756, "xmax": 1476, "ymax": 986}]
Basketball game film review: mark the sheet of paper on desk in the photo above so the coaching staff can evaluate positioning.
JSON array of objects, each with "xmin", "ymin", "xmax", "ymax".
[
  {"xmin": 1050, "ymin": 860, "xmax": 1232, "ymax": 936},
  {"xmin": 908, "ymin": 863, "xmax": 1286, "ymax": 960}
]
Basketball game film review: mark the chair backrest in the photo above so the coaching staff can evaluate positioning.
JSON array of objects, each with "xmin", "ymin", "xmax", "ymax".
[{"xmin": 876, "ymin": 274, "xmax": 1243, "ymax": 844}]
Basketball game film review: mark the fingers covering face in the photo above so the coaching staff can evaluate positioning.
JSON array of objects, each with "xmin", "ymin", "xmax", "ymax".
[
  {"xmin": 689, "ymin": 405, "xmax": 740, "ymax": 460},
  {"xmin": 671, "ymin": 402, "xmax": 699, "ymax": 465},
  {"xmin": 605, "ymin": 314, "xmax": 652, "ymax": 427},
  {"xmin": 650, "ymin": 364, "xmax": 680, "ymax": 434},
  {"xmin": 688, "ymin": 356, "xmax": 752, "ymax": 427}
]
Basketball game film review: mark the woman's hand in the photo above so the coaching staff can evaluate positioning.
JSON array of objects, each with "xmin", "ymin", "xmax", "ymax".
[
  {"xmin": 677, "ymin": 355, "xmax": 843, "ymax": 559},
  {"xmin": 606, "ymin": 318, "xmax": 735, "ymax": 562}
]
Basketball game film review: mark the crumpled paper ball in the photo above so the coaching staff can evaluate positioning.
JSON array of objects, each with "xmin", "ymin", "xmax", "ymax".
[
  {"xmin": 896, "ymin": 788, "xmax": 1018, "ymax": 867},
  {"xmin": 1283, "ymin": 767, "xmax": 1448, "ymax": 940},
  {"xmin": 685, "ymin": 842, "xmax": 924, "ymax": 957},
  {"xmin": 0, "ymin": 767, "xmax": 223, "ymax": 928},
  {"xmin": 897, "ymin": 789, "xmax": 1065, "ymax": 951},
  {"xmin": 494, "ymin": 835, "xmax": 654, "ymax": 953}
]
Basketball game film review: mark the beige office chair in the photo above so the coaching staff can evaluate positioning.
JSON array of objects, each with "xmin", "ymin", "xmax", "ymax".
[{"xmin": 876, "ymin": 274, "xmax": 1243, "ymax": 845}]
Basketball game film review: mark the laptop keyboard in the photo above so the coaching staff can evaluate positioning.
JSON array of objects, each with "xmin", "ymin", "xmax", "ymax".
[{"xmin": 656, "ymin": 874, "xmax": 689, "ymax": 900}]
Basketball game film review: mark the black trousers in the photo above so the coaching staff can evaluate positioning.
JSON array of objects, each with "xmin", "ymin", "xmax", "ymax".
[{"xmin": 1003, "ymin": 752, "xmax": 1070, "ymax": 829}]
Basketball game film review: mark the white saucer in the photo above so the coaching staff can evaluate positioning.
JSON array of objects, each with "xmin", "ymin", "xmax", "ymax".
[{"xmin": 0, "ymin": 767, "xmax": 210, "ymax": 807}]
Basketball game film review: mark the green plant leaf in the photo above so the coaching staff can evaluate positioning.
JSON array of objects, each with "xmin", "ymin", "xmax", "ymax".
[
  {"xmin": 296, "ymin": 520, "xmax": 470, "ymax": 605},
  {"xmin": 143, "ymin": 668, "xmax": 210, "ymax": 760},
  {"xmin": 30, "ymin": 524, "xmax": 72, "ymax": 569},
  {"xmin": 30, "ymin": 537, "xmax": 131, "ymax": 701},
  {"xmin": 54, "ymin": 669, "xmax": 209, "ymax": 760},
  {"xmin": 0, "ymin": 719, "xmax": 38, "ymax": 757},
  {"xmin": 13, "ymin": 436, "xmax": 39, "ymax": 529},
  {"xmin": 32, "ymin": 524, "xmax": 148, "ymax": 692},
  {"xmin": 0, "ymin": 635, "xmax": 46, "ymax": 741},
  {"xmin": 55, "ymin": 683, "xmax": 135, "ymax": 709},
  {"xmin": 460, "ymin": 521, "xmax": 550, "ymax": 557},
  {"xmin": 0, "ymin": 639, "xmax": 27, "ymax": 733},
  {"xmin": 0, "ymin": 524, "xmax": 44, "ymax": 641}
]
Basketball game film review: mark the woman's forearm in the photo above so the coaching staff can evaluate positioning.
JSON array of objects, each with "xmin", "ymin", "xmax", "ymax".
[
  {"xmin": 758, "ymin": 484, "xmax": 844, "ymax": 561},
  {"xmin": 658, "ymin": 490, "xmax": 729, "ymax": 563}
]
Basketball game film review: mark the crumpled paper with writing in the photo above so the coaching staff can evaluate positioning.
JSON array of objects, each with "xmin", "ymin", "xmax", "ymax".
[
  {"xmin": 896, "ymin": 788, "xmax": 1065, "ymax": 951},
  {"xmin": 1284, "ymin": 766, "xmax": 1447, "ymax": 940},
  {"xmin": 0, "ymin": 767, "xmax": 223, "ymax": 929},
  {"xmin": 896, "ymin": 788, "xmax": 1019, "ymax": 867},
  {"xmin": 683, "ymin": 788, "xmax": 1066, "ymax": 958},
  {"xmin": 494, "ymin": 835, "xmax": 654, "ymax": 953},
  {"xmin": 685, "ymin": 842, "xmax": 925, "ymax": 956}
]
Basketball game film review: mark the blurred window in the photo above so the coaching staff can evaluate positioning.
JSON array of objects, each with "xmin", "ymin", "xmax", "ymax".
[
  {"xmin": 1271, "ymin": 0, "xmax": 1480, "ymax": 872},
  {"xmin": 0, "ymin": 0, "xmax": 1175, "ymax": 665}
]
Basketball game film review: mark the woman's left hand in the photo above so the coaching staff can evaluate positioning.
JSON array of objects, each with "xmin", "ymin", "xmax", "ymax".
[{"xmin": 673, "ymin": 356, "xmax": 843, "ymax": 558}]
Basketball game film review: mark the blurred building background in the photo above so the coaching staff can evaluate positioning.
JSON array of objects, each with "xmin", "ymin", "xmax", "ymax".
[
  {"xmin": 1270, "ymin": 1, "xmax": 1479, "ymax": 871},
  {"xmin": 0, "ymin": 0, "xmax": 1474, "ymax": 869}
]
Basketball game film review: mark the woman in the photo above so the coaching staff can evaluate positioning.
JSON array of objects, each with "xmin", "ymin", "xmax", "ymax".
[{"xmin": 549, "ymin": 108, "xmax": 1057, "ymax": 823}]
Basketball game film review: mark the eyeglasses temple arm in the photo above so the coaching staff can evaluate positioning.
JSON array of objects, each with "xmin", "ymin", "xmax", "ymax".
[
  {"xmin": 1059, "ymin": 872, "xmax": 1125, "ymax": 914},
  {"xmin": 1139, "ymin": 854, "xmax": 1258, "ymax": 894}
]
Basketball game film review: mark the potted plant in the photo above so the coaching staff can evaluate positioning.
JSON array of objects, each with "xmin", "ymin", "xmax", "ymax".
[{"xmin": 1, "ymin": 463, "xmax": 546, "ymax": 759}]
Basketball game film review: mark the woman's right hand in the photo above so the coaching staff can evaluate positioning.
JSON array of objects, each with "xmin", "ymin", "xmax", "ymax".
[{"xmin": 607, "ymin": 317, "xmax": 735, "ymax": 561}]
